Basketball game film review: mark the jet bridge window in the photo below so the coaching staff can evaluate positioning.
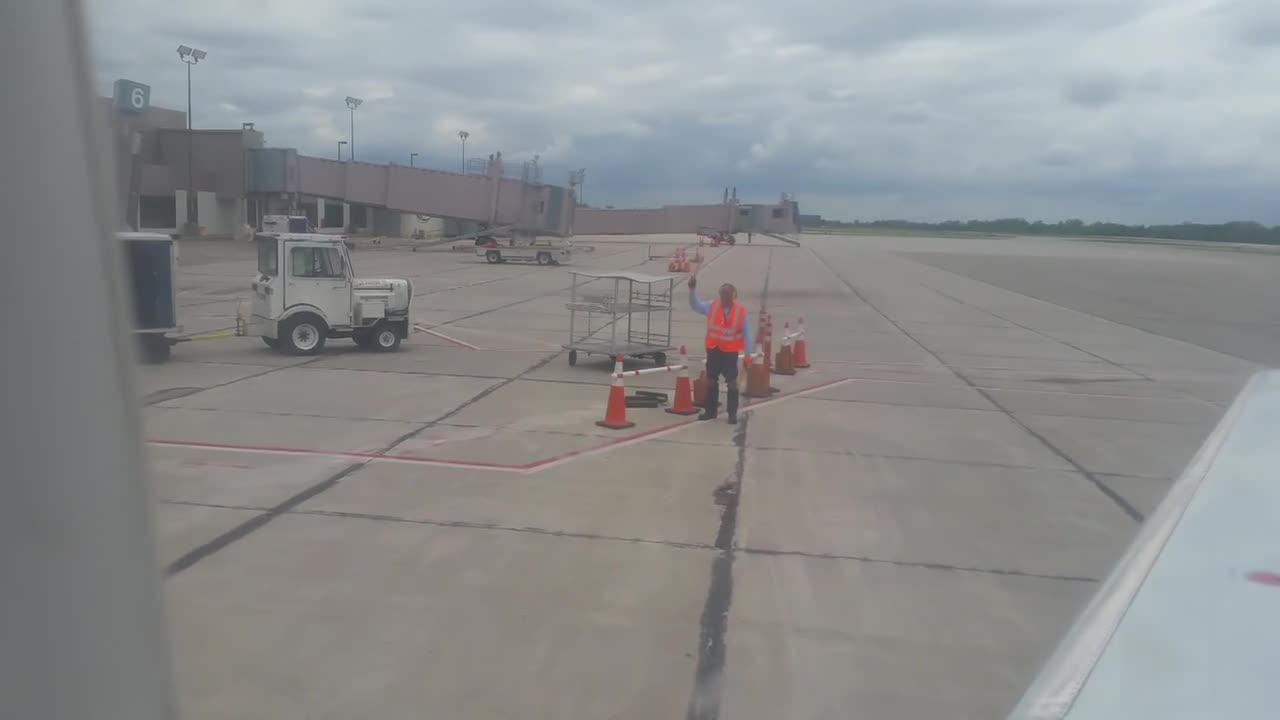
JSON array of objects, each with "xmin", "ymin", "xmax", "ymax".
[{"xmin": 290, "ymin": 246, "xmax": 346, "ymax": 279}]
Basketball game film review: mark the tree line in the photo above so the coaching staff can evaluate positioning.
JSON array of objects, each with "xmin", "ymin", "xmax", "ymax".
[{"xmin": 815, "ymin": 218, "xmax": 1280, "ymax": 245}]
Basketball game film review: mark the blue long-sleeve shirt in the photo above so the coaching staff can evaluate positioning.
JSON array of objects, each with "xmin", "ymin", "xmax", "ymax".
[{"xmin": 689, "ymin": 289, "xmax": 754, "ymax": 351}]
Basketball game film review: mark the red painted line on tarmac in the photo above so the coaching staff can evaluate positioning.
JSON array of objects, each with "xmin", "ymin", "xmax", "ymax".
[
  {"xmin": 413, "ymin": 324, "xmax": 485, "ymax": 350},
  {"xmin": 524, "ymin": 375, "xmax": 855, "ymax": 472},
  {"xmin": 737, "ymin": 376, "xmax": 853, "ymax": 413},
  {"xmin": 522, "ymin": 418, "xmax": 696, "ymax": 472},
  {"xmin": 147, "ymin": 376, "xmax": 854, "ymax": 475},
  {"xmin": 146, "ymin": 438, "xmax": 529, "ymax": 472}
]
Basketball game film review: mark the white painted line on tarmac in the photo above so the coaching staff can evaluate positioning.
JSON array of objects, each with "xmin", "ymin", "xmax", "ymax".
[
  {"xmin": 413, "ymin": 323, "xmax": 561, "ymax": 352},
  {"xmin": 413, "ymin": 324, "xmax": 484, "ymax": 350}
]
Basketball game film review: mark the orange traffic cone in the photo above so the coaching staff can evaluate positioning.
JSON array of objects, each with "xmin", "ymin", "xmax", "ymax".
[
  {"xmin": 774, "ymin": 323, "xmax": 797, "ymax": 375},
  {"xmin": 744, "ymin": 347, "xmax": 771, "ymax": 398},
  {"xmin": 666, "ymin": 346, "xmax": 699, "ymax": 416},
  {"xmin": 596, "ymin": 354, "xmax": 636, "ymax": 429},
  {"xmin": 793, "ymin": 317, "xmax": 810, "ymax": 368},
  {"xmin": 692, "ymin": 366, "xmax": 707, "ymax": 407}
]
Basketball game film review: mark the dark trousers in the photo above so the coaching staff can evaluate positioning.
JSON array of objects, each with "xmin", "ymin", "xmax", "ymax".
[{"xmin": 705, "ymin": 347, "xmax": 740, "ymax": 417}]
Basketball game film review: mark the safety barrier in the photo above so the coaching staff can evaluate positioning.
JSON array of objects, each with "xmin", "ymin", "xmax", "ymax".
[{"xmin": 596, "ymin": 318, "xmax": 812, "ymax": 427}]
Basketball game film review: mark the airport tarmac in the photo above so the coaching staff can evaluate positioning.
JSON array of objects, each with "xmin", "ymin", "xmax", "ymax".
[{"xmin": 139, "ymin": 231, "xmax": 1263, "ymax": 719}]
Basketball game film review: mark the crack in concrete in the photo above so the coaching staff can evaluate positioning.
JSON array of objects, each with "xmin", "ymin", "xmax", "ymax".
[{"xmin": 685, "ymin": 247, "xmax": 772, "ymax": 720}]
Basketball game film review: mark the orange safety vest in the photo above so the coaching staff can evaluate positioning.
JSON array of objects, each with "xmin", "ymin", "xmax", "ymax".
[{"xmin": 706, "ymin": 300, "xmax": 746, "ymax": 352}]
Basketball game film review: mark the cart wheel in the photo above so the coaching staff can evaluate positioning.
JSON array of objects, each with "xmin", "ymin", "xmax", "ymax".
[
  {"xmin": 485, "ymin": 250, "xmax": 501, "ymax": 264},
  {"xmin": 652, "ymin": 352, "xmax": 667, "ymax": 366},
  {"xmin": 568, "ymin": 350, "xmax": 577, "ymax": 366},
  {"xmin": 536, "ymin": 252, "xmax": 552, "ymax": 265}
]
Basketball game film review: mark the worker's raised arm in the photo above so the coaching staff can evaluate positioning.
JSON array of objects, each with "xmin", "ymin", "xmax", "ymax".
[{"xmin": 688, "ymin": 276, "xmax": 710, "ymax": 315}]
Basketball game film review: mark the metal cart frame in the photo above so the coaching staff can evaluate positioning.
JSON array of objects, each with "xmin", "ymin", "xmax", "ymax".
[{"xmin": 563, "ymin": 270, "xmax": 676, "ymax": 366}]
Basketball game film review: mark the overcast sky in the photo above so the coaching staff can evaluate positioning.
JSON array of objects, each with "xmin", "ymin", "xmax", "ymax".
[{"xmin": 88, "ymin": 0, "xmax": 1280, "ymax": 223}]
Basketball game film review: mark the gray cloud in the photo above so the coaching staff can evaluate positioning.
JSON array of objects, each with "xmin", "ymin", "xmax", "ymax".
[
  {"xmin": 85, "ymin": 0, "xmax": 1280, "ymax": 223},
  {"xmin": 1064, "ymin": 73, "xmax": 1125, "ymax": 108},
  {"xmin": 1215, "ymin": 0, "xmax": 1280, "ymax": 47}
]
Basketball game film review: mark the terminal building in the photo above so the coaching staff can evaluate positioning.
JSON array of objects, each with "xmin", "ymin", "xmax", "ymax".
[
  {"xmin": 101, "ymin": 88, "xmax": 429, "ymax": 238},
  {"xmin": 102, "ymin": 93, "xmax": 257, "ymax": 235},
  {"xmin": 101, "ymin": 78, "xmax": 798, "ymax": 240}
]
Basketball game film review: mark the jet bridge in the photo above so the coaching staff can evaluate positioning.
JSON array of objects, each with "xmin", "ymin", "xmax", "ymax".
[{"xmin": 247, "ymin": 149, "xmax": 574, "ymax": 238}]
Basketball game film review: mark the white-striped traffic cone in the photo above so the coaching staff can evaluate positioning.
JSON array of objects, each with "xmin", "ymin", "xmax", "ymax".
[
  {"xmin": 666, "ymin": 345, "xmax": 699, "ymax": 415},
  {"xmin": 596, "ymin": 354, "xmax": 636, "ymax": 429}
]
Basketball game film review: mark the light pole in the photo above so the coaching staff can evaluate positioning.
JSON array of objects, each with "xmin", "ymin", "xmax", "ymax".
[
  {"xmin": 177, "ymin": 44, "xmax": 206, "ymax": 232},
  {"xmin": 458, "ymin": 130, "xmax": 469, "ymax": 172},
  {"xmin": 409, "ymin": 152, "xmax": 418, "ymax": 167},
  {"xmin": 345, "ymin": 96, "xmax": 362, "ymax": 160},
  {"xmin": 337, "ymin": 140, "xmax": 347, "ymax": 161}
]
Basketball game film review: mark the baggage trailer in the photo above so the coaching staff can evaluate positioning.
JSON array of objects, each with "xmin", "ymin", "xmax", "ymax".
[
  {"xmin": 563, "ymin": 270, "xmax": 676, "ymax": 366},
  {"xmin": 477, "ymin": 234, "xmax": 573, "ymax": 265},
  {"xmin": 697, "ymin": 226, "xmax": 736, "ymax": 246}
]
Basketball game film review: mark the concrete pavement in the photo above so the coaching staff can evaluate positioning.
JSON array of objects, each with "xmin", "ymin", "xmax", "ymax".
[{"xmin": 137, "ymin": 231, "xmax": 1260, "ymax": 718}]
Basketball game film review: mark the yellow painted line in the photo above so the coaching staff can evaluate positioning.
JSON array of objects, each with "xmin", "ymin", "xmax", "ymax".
[{"xmin": 182, "ymin": 330, "xmax": 238, "ymax": 341}]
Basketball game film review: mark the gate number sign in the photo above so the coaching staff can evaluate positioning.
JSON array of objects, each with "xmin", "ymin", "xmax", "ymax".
[{"xmin": 112, "ymin": 79, "xmax": 151, "ymax": 114}]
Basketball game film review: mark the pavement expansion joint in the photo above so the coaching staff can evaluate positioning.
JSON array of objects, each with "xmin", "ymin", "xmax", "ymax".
[
  {"xmin": 812, "ymin": 245, "xmax": 1147, "ymax": 524},
  {"xmin": 734, "ymin": 546, "xmax": 1101, "ymax": 584},
  {"xmin": 163, "ymin": 498, "xmax": 1102, "ymax": 585}
]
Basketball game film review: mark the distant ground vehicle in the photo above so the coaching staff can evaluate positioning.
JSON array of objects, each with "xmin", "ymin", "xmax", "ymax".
[
  {"xmin": 118, "ymin": 231, "xmax": 180, "ymax": 364},
  {"xmin": 262, "ymin": 214, "xmax": 355, "ymax": 248},
  {"xmin": 697, "ymin": 226, "xmax": 736, "ymax": 246},
  {"xmin": 261, "ymin": 214, "xmax": 313, "ymax": 233},
  {"xmin": 239, "ymin": 233, "xmax": 412, "ymax": 355},
  {"xmin": 477, "ymin": 235, "xmax": 573, "ymax": 265}
]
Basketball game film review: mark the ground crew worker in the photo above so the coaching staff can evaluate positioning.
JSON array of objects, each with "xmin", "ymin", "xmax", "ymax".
[{"xmin": 688, "ymin": 275, "xmax": 754, "ymax": 424}]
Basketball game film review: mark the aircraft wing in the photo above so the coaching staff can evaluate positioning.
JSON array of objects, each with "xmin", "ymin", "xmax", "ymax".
[{"xmin": 1008, "ymin": 370, "xmax": 1280, "ymax": 719}]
